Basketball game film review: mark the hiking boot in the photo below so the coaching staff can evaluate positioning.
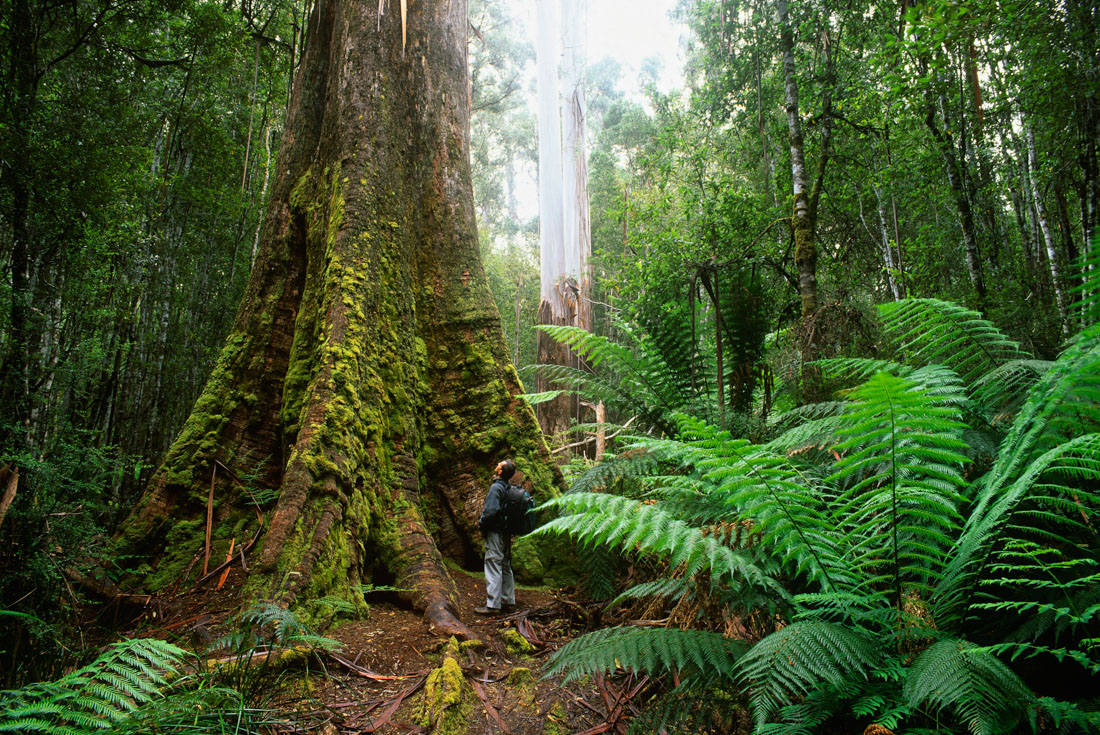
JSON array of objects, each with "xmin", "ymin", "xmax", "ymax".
[
  {"xmin": 474, "ymin": 606, "xmax": 500, "ymax": 616},
  {"xmin": 502, "ymin": 603, "xmax": 516, "ymax": 613}
]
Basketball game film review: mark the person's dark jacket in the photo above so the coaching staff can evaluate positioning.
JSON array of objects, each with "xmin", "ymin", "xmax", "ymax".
[{"xmin": 478, "ymin": 479, "xmax": 509, "ymax": 534}]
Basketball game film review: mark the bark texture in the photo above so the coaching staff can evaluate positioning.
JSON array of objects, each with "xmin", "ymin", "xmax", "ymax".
[{"xmin": 119, "ymin": 0, "xmax": 557, "ymax": 636}]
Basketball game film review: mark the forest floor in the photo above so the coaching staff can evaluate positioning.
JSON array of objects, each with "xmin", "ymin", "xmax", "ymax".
[{"xmin": 115, "ymin": 563, "xmax": 651, "ymax": 735}]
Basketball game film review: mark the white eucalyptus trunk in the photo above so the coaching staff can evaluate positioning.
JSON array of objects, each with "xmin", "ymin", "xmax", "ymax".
[
  {"xmin": 560, "ymin": 0, "xmax": 591, "ymax": 331},
  {"xmin": 1027, "ymin": 127, "xmax": 1070, "ymax": 335},
  {"xmin": 535, "ymin": 0, "xmax": 566, "ymax": 318}
]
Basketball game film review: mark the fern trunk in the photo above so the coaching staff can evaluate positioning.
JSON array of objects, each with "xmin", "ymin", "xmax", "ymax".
[{"xmin": 117, "ymin": 0, "xmax": 556, "ymax": 636}]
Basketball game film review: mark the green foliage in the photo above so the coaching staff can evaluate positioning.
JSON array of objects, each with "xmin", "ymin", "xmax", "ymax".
[
  {"xmin": 536, "ymin": 492, "xmax": 781, "ymax": 597},
  {"xmin": 0, "ymin": 637, "xmax": 279, "ymax": 735},
  {"xmin": 877, "ymin": 299, "xmax": 1029, "ymax": 391},
  {"xmin": 0, "ymin": 635, "xmax": 283, "ymax": 734},
  {"xmin": 207, "ymin": 602, "xmax": 343, "ymax": 702},
  {"xmin": 540, "ymin": 298, "xmax": 1100, "ymax": 733},
  {"xmin": 0, "ymin": 426, "xmax": 141, "ymax": 683},
  {"xmin": 0, "ymin": 638, "xmax": 186, "ymax": 733},
  {"xmin": 736, "ymin": 622, "xmax": 882, "ymax": 728},
  {"xmin": 905, "ymin": 639, "xmax": 1034, "ymax": 735},
  {"xmin": 546, "ymin": 626, "xmax": 749, "ymax": 684}
]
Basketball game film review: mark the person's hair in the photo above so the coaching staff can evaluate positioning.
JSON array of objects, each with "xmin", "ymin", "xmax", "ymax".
[{"xmin": 495, "ymin": 459, "xmax": 515, "ymax": 481}]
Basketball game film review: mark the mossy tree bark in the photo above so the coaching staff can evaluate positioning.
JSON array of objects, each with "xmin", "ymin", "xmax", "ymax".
[{"xmin": 119, "ymin": 0, "xmax": 556, "ymax": 637}]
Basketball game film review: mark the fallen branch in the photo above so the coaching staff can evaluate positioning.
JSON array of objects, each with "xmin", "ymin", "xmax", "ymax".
[
  {"xmin": 515, "ymin": 616, "xmax": 544, "ymax": 647},
  {"xmin": 203, "ymin": 465, "xmax": 216, "ymax": 576},
  {"xmin": 329, "ymin": 652, "xmax": 425, "ymax": 680}
]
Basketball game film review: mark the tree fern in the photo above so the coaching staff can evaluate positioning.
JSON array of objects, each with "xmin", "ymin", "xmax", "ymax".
[
  {"xmin": 735, "ymin": 621, "xmax": 882, "ymax": 728},
  {"xmin": 904, "ymin": 638, "xmax": 1035, "ymax": 735},
  {"xmin": 534, "ymin": 301, "xmax": 1100, "ymax": 732},
  {"xmin": 970, "ymin": 359, "xmax": 1054, "ymax": 419},
  {"xmin": 877, "ymin": 299, "xmax": 1029, "ymax": 389},
  {"xmin": 827, "ymin": 372, "xmax": 968, "ymax": 610},
  {"xmin": 534, "ymin": 492, "xmax": 783, "ymax": 597},
  {"xmin": 938, "ymin": 433, "xmax": 1100, "ymax": 622},
  {"xmin": 546, "ymin": 625, "xmax": 749, "ymax": 683},
  {"xmin": 0, "ymin": 638, "xmax": 188, "ymax": 734},
  {"xmin": 978, "ymin": 325, "xmax": 1100, "ymax": 497},
  {"xmin": 533, "ymin": 324, "xmax": 691, "ymax": 433}
]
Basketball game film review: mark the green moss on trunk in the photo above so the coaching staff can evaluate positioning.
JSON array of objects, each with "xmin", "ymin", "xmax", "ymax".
[{"xmin": 116, "ymin": 0, "xmax": 562, "ymax": 632}]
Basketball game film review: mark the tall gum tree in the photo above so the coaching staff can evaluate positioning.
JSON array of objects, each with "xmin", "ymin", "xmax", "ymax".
[
  {"xmin": 118, "ymin": 0, "xmax": 557, "ymax": 637},
  {"xmin": 534, "ymin": 0, "xmax": 591, "ymax": 441}
]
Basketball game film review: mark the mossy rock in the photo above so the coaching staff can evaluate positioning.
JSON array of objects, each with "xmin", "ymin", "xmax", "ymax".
[
  {"xmin": 506, "ymin": 666, "xmax": 537, "ymax": 706},
  {"xmin": 505, "ymin": 666, "xmax": 535, "ymax": 687},
  {"xmin": 417, "ymin": 637, "xmax": 472, "ymax": 734},
  {"xmin": 499, "ymin": 627, "xmax": 534, "ymax": 656}
]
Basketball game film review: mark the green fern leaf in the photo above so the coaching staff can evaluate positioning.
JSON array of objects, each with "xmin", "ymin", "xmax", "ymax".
[
  {"xmin": 878, "ymin": 299, "xmax": 1029, "ymax": 389},
  {"xmin": 737, "ymin": 621, "xmax": 882, "ymax": 728},
  {"xmin": 546, "ymin": 626, "xmax": 749, "ymax": 683},
  {"xmin": 904, "ymin": 638, "xmax": 1035, "ymax": 735}
]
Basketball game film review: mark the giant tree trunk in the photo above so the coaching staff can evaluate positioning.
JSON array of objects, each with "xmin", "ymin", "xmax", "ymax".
[{"xmin": 119, "ymin": 0, "xmax": 556, "ymax": 637}]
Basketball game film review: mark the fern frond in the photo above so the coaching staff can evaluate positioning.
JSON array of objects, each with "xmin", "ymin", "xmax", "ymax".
[
  {"xmin": 565, "ymin": 448, "xmax": 667, "ymax": 495},
  {"xmin": 736, "ymin": 621, "xmax": 882, "ymax": 728},
  {"xmin": 535, "ymin": 492, "xmax": 782, "ymax": 596},
  {"xmin": 663, "ymin": 414, "xmax": 853, "ymax": 594},
  {"xmin": 545, "ymin": 626, "xmax": 749, "ymax": 683},
  {"xmin": 815, "ymin": 357, "xmax": 915, "ymax": 384},
  {"xmin": 826, "ymin": 372, "xmax": 968, "ymax": 603},
  {"xmin": 878, "ymin": 299, "xmax": 1029, "ymax": 389},
  {"xmin": 535, "ymin": 324, "xmax": 689, "ymax": 430},
  {"xmin": 517, "ymin": 389, "xmax": 572, "ymax": 405},
  {"xmin": 904, "ymin": 638, "xmax": 1035, "ymax": 735},
  {"xmin": 0, "ymin": 639, "xmax": 190, "ymax": 734},
  {"xmin": 580, "ymin": 545, "xmax": 620, "ymax": 602},
  {"xmin": 938, "ymin": 433, "xmax": 1100, "ymax": 619},
  {"xmin": 607, "ymin": 577, "xmax": 689, "ymax": 609},
  {"xmin": 970, "ymin": 359, "xmax": 1053, "ymax": 417},
  {"xmin": 765, "ymin": 412, "xmax": 849, "ymax": 459},
  {"xmin": 979, "ymin": 325, "xmax": 1100, "ymax": 495}
]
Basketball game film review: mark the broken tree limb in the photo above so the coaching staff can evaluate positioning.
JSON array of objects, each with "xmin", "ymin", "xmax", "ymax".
[
  {"xmin": 363, "ymin": 673, "xmax": 428, "ymax": 733},
  {"xmin": 193, "ymin": 525, "xmax": 263, "ymax": 589},
  {"xmin": 329, "ymin": 652, "xmax": 424, "ymax": 681}
]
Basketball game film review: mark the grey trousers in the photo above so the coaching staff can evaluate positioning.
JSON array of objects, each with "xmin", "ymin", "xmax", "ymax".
[{"xmin": 484, "ymin": 530, "xmax": 515, "ymax": 609}]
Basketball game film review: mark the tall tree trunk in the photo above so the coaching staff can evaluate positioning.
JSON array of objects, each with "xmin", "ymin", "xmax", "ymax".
[
  {"xmin": 1027, "ymin": 127, "xmax": 1070, "ymax": 334},
  {"xmin": 561, "ymin": 0, "xmax": 591, "ymax": 335},
  {"xmin": 119, "ymin": 0, "xmax": 557, "ymax": 636},
  {"xmin": 776, "ymin": 0, "xmax": 815, "ymax": 324},
  {"xmin": 1, "ymin": 0, "xmax": 39, "ymax": 445},
  {"xmin": 924, "ymin": 92, "xmax": 987, "ymax": 309},
  {"xmin": 533, "ymin": 0, "xmax": 575, "ymax": 440}
]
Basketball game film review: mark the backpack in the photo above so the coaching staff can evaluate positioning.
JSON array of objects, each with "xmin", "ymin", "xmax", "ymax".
[{"xmin": 500, "ymin": 483, "xmax": 537, "ymax": 536}]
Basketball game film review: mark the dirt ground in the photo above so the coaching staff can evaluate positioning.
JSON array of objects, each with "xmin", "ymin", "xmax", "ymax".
[{"xmin": 115, "ymin": 562, "xmax": 652, "ymax": 735}]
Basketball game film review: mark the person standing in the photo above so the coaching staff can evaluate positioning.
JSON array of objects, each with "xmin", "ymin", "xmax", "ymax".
[{"xmin": 476, "ymin": 459, "xmax": 517, "ymax": 615}]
